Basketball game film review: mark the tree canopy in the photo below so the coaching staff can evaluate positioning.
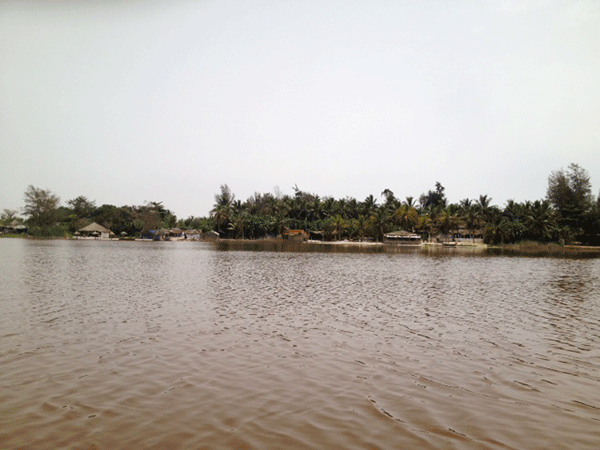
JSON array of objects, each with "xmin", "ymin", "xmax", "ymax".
[
  {"xmin": 9, "ymin": 163, "xmax": 600, "ymax": 244},
  {"xmin": 67, "ymin": 196, "xmax": 96, "ymax": 218},
  {"xmin": 419, "ymin": 182, "xmax": 447, "ymax": 213},
  {"xmin": 547, "ymin": 163, "xmax": 593, "ymax": 231},
  {"xmin": 23, "ymin": 185, "xmax": 60, "ymax": 227}
]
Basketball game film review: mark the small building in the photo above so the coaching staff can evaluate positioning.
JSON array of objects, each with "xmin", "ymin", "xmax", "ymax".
[
  {"xmin": 282, "ymin": 229, "xmax": 308, "ymax": 242},
  {"xmin": 203, "ymin": 230, "xmax": 220, "ymax": 241},
  {"xmin": 168, "ymin": 228, "xmax": 184, "ymax": 238},
  {"xmin": 184, "ymin": 229, "xmax": 201, "ymax": 240},
  {"xmin": 0, "ymin": 221, "xmax": 27, "ymax": 234},
  {"xmin": 78, "ymin": 222, "xmax": 112, "ymax": 239},
  {"xmin": 384, "ymin": 230, "xmax": 422, "ymax": 245},
  {"xmin": 453, "ymin": 228, "xmax": 484, "ymax": 243},
  {"xmin": 309, "ymin": 230, "xmax": 324, "ymax": 241}
]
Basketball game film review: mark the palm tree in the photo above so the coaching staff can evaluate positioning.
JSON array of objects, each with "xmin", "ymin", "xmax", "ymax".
[
  {"xmin": 308, "ymin": 196, "xmax": 323, "ymax": 222},
  {"xmin": 270, "ymin": 209, "xmax": 291, "ymax": 236},
  {"xmin": 322, "ymin": 197, "xmax": 335, "ymax": 220},
  {"xmin": 477, "ymin": 195, "xmax": 493, "ymax": 224},
  {"xmin": 465, "ymin": 207, "xmax": 481, "ymax": 242},
  {"xmin": 381, "ymin": 189, "xmax": 396, "ymax": 209},
  {"xmin": 211, "ymin": 185, "xmax": 234, "ymax": 237},
  {"xmin": 355, "ymin": 214, "xmax": 368, "ymax": 241},
  {"xmin": 230, "ymin": 211, "xmax": 248, "ymax": 239},
  {"xmin": 323, "ymin": 214, "xmax": 346, "ymax": 241},
  {"xmin": 436, "ymin": 208, "xmax": 459, "ymax": 242},
  {"xmin": 362, "ymin": 194, "xmax": 378, "ymax": 217},
  {"xmin": 334, "ymin": 198, "xmax": 348, "ymax": 219},
  {"xmin": 332, "ymin": 214, "xmax": 346, "ymax": 241},
  {"xmin": 524, "ymin": 200, "xmax": 556, "ymax": 242},
  {"xmin": 394, "ymin": 203, "xmax": 418, "ymax": 231},
  {"xmin": 369, "ymin": 206, "xmax": 391, "ymax": 242},
  {"xmin": 211, "ymin": 203, "xmax": 231, "ymax": 237},
  {"xmin": 346, "ymin": 197, "xmax": 360, "ymax": 220},
  {"xmin": 414, "ymin": 214, "xmax": 434, "ymax": 242},
  {"xmin": 484, "ymin": 217, "xmax": 514, "ymax": 244},
  {"xmin": 504, "ymin": 199, "xmax": 523, "ymax": 222}
]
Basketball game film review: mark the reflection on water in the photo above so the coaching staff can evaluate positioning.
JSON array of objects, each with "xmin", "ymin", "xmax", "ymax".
[{"xmin": 1, "ymin": 238, "xmax": 600, "ymax": 449}]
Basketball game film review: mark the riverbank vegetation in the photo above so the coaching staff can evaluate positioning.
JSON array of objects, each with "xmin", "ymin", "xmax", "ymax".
[{"xmin": 3, "ymin": 163, "xmax": 599, "ymax": 245}]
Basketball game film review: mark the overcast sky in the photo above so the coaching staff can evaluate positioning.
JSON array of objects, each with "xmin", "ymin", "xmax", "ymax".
[{"xmin": 2, "ymin": 0, "xmax": 599, "ymax": 219}]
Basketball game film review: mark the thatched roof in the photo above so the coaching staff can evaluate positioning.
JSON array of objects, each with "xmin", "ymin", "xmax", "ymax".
[
  {"xmin": 386, "ymin": 230, "xmax": 420, "ymax": 237},
  {"xmin": 2, "ymin": 221, "xmax": 26, "ymax": 230},
  {"xmin": 385, "ymin": 230, "xmax": 422, "ymax": 243},
  {"xmin": 79, "ymin": 222, "xmax": 111, "ymax": 234}
]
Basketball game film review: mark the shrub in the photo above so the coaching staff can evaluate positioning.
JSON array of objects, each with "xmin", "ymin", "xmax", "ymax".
[{"xmin": 28, "ymin": 224, "xmax": 70, "ymax": 238}]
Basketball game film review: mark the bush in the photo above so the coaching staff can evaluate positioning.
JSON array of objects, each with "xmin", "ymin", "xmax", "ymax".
[{"xmin": 28, "ymin": 224, "xmax": 70, "ymax": 238}]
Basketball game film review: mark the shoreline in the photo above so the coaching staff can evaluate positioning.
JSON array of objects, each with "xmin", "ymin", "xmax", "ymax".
[{"xmin": 4, "ymin": 235, "xmax": 600, "ymax": 256}]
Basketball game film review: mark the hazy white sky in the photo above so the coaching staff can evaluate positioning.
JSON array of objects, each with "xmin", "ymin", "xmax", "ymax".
[{"xmin": 2, "ymin": 0, "xmax": 599, "ymax": 219}]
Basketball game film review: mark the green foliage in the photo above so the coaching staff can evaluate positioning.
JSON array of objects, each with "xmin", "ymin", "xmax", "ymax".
[
  {"xmin": 23, "ymin": 185, "xmax": 60, "ymax": 227},
  {"xmin": 211, "ymin": 185, "xmax": 234, "ymax": 237},
  {"xmin": 381, "ymin": 189, "xmax": 397, "ymax": 209},
  {"xmin": 14, "ymin": 162, "xmax": 597, "ymax": 245},
  {"xmin": 547, "ymin": 163, "xmax": 593, "ymax": 233},
  {"xmin": 67, "ymin": 196, "xmax": 96, "ymax": 218},
  {"xmin": 419, "ymin": 182, "xmax": 447, "ymax": 212},
  {"xmin": 368, "ymin": 207, "xmax": 391, "ymax": 242},
  {"xmin": 394, "ymin": 203, "xmax": 419, "ymax": 231},
  {"xmin": 1, "ymin": 209, "xmax": 20, "ymax": 224},
  {"xmin": 28, "ymin": 224, "xmax": 69, "ymax": 238},
  {"xmin": 323, "ymin": 215, "xmax": 346, "ymax": 241}
]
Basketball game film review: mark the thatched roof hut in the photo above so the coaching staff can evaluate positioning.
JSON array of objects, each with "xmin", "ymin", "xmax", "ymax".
[
  {"xmin": 185, "ymin": 229, "xmax": 201, "ymax": 239},
  {"xmin": 78, "ymin": 222, "xmax": 112, "ymax": 238},
  {"xmin": 203, "ymin": 230, "xmax": 220, "ymax": 241},
  {"xmin": 0, "ymin": 221, "xmax": 27, "ymax": 234}
]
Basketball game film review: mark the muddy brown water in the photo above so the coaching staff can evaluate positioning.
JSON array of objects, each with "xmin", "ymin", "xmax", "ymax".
[{"xmin": 1, "ymin": 239, "xmax": 599, "ymax": 449}]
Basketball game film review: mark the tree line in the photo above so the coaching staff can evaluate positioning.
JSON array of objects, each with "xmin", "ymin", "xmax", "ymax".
[
  {"xmin": 3, "ymin": 163, "xmax": 599, "ymax": 245},
  {"xmin": 2, "ymin": 190, "xmax": 188, "ymax": 238}
]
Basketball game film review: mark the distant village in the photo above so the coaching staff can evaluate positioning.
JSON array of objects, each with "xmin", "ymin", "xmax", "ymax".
[{"xmin": 2, "ymin": 164, "xmax": 600, "ymax": 246}]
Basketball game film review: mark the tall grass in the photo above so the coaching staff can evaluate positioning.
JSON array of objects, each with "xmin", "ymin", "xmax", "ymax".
[{"xmin": 489, "ymin": 241, "xmax": 600, "ymax": 258}]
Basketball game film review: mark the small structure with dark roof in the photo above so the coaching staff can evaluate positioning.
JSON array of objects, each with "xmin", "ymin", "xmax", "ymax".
[{"xmin": 309, "ymin": 230, "xmax": 324, "ymax": 241}]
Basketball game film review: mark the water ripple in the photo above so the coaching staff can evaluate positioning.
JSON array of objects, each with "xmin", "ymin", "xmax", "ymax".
[{"xmin": 1, "ymin": 239, "xmax": 600, "ymax": 449}]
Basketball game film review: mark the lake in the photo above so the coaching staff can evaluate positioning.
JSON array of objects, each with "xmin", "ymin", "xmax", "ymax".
[{"xmin": 1, "ymin": 239, "xmax": 600, "ymax": 449}]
